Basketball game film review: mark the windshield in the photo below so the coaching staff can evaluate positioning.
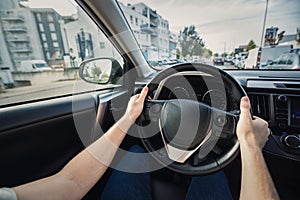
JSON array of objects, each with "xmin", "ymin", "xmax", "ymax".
[
  {"xmin": 118, "ymin": 0, "xmax": 300, "ymax": 70},
  {"xmin": 35, "ymin": 63, "xmax": 48, "ymax": 68}
]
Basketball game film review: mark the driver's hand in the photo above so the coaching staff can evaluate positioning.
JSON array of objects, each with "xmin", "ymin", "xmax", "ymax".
[
  {"xmin": 125, "ymin": 86, "xmax": 148, "ymax": 124},
  {"xmin": 236, "ymin": 96, "xmax": 269, "ymax": 150}
]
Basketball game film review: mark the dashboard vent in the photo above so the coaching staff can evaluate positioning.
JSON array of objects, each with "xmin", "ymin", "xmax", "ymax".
[{"xmin": 248, "ymin": 93, "xmax": 270, "ymax": 120}]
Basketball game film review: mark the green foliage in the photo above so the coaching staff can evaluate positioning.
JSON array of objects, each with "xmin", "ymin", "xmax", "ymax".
[
  {"xmin": 176, "ymin": 49, "xmax": 181, "ymax": 59},
  {"xmin": 92, "ymin": 66, "xmax": 102, "ymax": 77},
  {"xmin": 213, "ymin": 53, "xmax": 219, "ymax": 57},
  {"xmin": 246, "ymin": 40, "xmax": 257, "ymax": 51},
  {"xmin": 206, "ymin": 49, "xmax": 212, "ymax": 57},
  {"xmin": 178, "ymin": 25, "xmax": 205, "ymax": 58},
  {"xmin": 221, "ymin": 53, "xmax": 228, "ymax": 58}
]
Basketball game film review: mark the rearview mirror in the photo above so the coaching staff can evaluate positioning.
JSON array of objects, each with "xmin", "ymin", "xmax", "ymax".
[{"xmin": 79, "ymin": 58, "xmax": 123, "ymax": 84}]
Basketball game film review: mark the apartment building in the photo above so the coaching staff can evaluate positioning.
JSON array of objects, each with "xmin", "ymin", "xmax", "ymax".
[
  {"xmin": 31, "ymin": 8, "xmax": 66, "ymax": 65},
  {"xmin": 0, "ymin": 0, "xmax": 43, "ymax": 72},
  {"xmin": 120, "ymin": 2, "xmax": 170, "ymax": 61}
]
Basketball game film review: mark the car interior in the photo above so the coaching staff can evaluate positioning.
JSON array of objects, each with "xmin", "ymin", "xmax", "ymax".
[{"xmin": 0, "ymin": 0, "xmax": 299, "ymax": 200}]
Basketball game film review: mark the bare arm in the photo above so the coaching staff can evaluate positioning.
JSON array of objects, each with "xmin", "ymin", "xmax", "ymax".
[
  {"xmin": 237, "ymin": 97, "xmax": 279, "ymax": 200},
  {"xmin": 13, "ymin": 87, "xmax": 148, "ymax": 200}
]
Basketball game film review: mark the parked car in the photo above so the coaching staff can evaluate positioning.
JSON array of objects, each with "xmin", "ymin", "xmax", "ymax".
[
  {"xmin": 213, "ymin": 57, "xmax": 224, "ymax": 65},
  {"xmin": 262, "ymin": 52, "xmax": 300, "ymax": 70},
  {"xmin": 244, "ymin": 47, "xmax": 261, "ymax": 69},
  {"xmin": 19, "ymin": 60, "xmax": 52, "ymax": 72},
  {"xmin": 0, "ymin": 0, "xmax": 299, "ymax": 200},
  {"xmin": 259, "ymin": 45, "xmax": 293, "ymax": 67},
  {"xmin": 225, "ymin": 56, "xmax": 234, "ymax": 65}
]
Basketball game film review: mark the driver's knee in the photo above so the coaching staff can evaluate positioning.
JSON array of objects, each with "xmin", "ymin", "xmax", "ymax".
[
  {"xmin": 128, "ymin": 145, "xmax": 146, "ymax": 153},
  {"xmin": 186, "ymin": 170, "xmax": 232, "ymax": 200}
]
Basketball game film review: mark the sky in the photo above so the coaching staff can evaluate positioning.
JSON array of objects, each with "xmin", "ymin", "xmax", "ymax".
[{"xmin": 26, "ymin": 0, "xmax": 300, "ymax": 54}]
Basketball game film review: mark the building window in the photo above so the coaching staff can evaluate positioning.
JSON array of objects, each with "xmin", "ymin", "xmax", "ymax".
[
  {"xmin": 51, "ymin": 33, "xmax": 57, "ymax": 41},
  {"xmin": 44, "ymin": 42, "xmax": 48, "ymax": 49},
  {"xmin": 53, "ymin": 42, "xmax": 59, "ymax": 48},
  {"xmin": 36, "ymin": 13, "xmax": 42, "ymax": 22},
  {"xmin": 41, "ymin": 33, "xmax": 47, "ymax": 41},
  {"xmin": 130, "ymin": 15, "xmax": 133, "ymax": 24},
  {"xmin": 76, "ymin": 30, "xmax": 94, "ymax": 60},
  {"xmin": 48, "ymin": 14, "xmax": 54, "ymax": 21},
  {"xmin": 135, "ymin": 17, "xmax": 138, "ymax": 26},
  {"xmin": 39, "ymin": 23, "xmax": 44, "ymax": 32},
  {"xmin": 49, "ymin": 23, "xmax": 55, "ymax": 32},
  {"xmin": 45, "ymin": 51, "xmax": 51, "ymax": 60},
  {"xmin": 99, "ymin": 42, "xmax": 105, "ymax": 49}
]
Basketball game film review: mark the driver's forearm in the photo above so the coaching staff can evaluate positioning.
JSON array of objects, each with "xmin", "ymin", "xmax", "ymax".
[
  {"xmin": 13, "ymin": 116, "xmax": 132, "ymax": 200},
  {"xmin": 239, "ymin": 145, "xmax": 279, "ymax": 200}
]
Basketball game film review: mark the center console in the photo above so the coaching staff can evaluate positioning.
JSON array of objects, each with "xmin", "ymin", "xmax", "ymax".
[{"xmin": 246, "ymin": 79, "xmax": 300, "ymax": 157}]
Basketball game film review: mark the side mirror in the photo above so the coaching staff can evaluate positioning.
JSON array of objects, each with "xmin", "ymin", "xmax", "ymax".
[{"xmin": 79, "ymin": 58, "xmax": 123, "ymax": 84}]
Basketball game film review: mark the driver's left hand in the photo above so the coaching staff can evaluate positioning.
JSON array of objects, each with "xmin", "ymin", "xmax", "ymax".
[{"xmin": 124, "ymin": 86, "xmax": 148, "ymax": 123}]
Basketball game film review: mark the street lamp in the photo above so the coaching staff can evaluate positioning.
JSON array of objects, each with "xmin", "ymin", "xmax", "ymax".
[{"xmin": 260, "ymin": 0, "xmax": 269, "ymax": 48}]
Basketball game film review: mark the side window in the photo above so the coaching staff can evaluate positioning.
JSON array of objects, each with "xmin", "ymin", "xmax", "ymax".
[
  {"xmin": 0, "ymin": 1, "xmax": 123, "ymax": 107},
  {"xmin": 278, "ymin": 55, "xmax": 288, "ymax": 65},
  {"xmin": 286, "ymin": 55, "xmax": 293, "ymax": 65}
]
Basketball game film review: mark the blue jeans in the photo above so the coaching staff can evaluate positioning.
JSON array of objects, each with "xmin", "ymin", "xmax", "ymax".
[{"xmin": 101, "ymin": 145, "xmax": 232, "ymax": 200}]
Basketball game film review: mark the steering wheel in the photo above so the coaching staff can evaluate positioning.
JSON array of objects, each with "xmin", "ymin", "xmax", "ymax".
[{"xmin": 137, "ymin": 63, "xmax": 247, "ymax": 175}]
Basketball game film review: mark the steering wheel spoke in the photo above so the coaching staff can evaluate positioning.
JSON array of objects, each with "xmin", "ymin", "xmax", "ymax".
[{"xmin": 211, "ymin": 109, "xmax": 239, "ymax": 138}]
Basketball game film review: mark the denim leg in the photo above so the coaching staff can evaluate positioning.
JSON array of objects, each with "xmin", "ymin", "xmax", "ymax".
[
  {"xmin": 101, "ymin": 145, "xmax": 152, "ymax": 200},
  {"xmin": 185, "ymin": 170, "xmax": 232, "ymax": 200}
]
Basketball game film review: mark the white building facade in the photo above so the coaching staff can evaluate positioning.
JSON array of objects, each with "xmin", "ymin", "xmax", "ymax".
[{"xmin": 119, "ymin": 2, "xmax": 170, "ymax": 62}]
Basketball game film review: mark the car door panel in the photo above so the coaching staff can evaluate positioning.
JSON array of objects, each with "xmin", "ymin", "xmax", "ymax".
[{"xmin": 0, "ymin": 89, "xmax": 129, "ymax": 190}]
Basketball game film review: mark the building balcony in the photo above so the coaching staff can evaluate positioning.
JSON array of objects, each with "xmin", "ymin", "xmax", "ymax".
[
  {"xmin": 10, "ymin": 46, "xmax": 32, "ymax": 53},
  {"xmin": 2, "ymin": 14, "xmax": 25, "ymax": 22},
  {"xmin": 3, "ymin": 25, "xmax": 27, "ymax": 32},
  {"xmin": 7, "ymin": 36, "xmax": 30, "ymax": 42},
  {"xmin": 140, "ymin": 24, "xmax": 158, "ymax": 36},
  {"xmin": 140, "ymin": 24, "xmax": 153, "ymax": 33},
  {"xmin": 149, "ymin": 9, "xmax": 158, "ymax": 18},
  {"xmin": 151, "ymin": 31, "xmax": 158, "ymax": 37},
  {"xmin": 12, "ymin": 55, "xmax": 34, "ymax": 61},
  {"xmin": 150, "ymin": 21, "xmax": 158, "ymax": 28}
]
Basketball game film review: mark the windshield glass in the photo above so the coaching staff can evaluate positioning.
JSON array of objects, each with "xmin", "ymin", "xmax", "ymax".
[
  {"xmin": 118, "ymin": 0, "xmax": 300, "ymax": 70},
  {"xmin": 35, "ymin": 63, "xmax": 48, "ymax": 68}
]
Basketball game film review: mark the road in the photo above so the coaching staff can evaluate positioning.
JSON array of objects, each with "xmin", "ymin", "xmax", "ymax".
[
  {"xmin": 0, "ymin": 79, "xmax": 105, "ymax": 106},
  {"xmin": 0, "ymin": 62, "xmax": 238, "ymax": 106}
]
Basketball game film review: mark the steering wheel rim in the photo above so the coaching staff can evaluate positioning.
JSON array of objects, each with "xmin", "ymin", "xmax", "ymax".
[{"xmin": 138, "ymin": 63, "xmax": 247, "ymax": 175}]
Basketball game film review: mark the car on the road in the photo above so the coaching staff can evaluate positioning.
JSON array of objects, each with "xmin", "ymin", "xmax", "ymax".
[
  {"xmin": 0, "ymin": 1, "xmax": 299, "ymax": 200},
  {"xmin": 262, "ymin": 51, "xmax": 300, "ymax": 70},
  {"xmin": 213, "ymin": 57, "xmax": 224, "ymax": 65},
  {"xmin": 225, "ymin": 56, "xmax": 234, "ymax": 65}
]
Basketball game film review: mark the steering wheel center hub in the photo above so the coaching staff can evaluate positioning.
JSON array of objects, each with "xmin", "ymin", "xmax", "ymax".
[{"xmin": 160, "ymin": 100, "xmax": 212, "ymax": 150}]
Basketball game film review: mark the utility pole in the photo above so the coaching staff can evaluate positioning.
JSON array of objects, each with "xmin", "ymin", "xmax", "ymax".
[
  {"xmin": 223, "ymin": 42, "xmax": 226, "ymax": 58},
  {"xmin": 260, "ymin": 0, "xmax": 269, "ymax": 48}
]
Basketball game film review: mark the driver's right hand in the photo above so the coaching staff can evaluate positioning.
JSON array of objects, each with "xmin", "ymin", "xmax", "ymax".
[{"xmin": 236, "ymin": 96, "xmax": 269, "ymax": 150}]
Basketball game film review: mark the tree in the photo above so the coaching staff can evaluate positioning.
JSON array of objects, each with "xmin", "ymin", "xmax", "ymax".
[
  {"xmin": 221, "ymin": 52, "xmax": 228, "ymax": 58},
  {"xmin": 246, "ymin": 40, "xmax": 256, "ymax": 51},
  {"xmin": 178, "ymin": 25, "xmax": 205, "ymax": 58},
  {"xmin": 202, "ymin": 48, "xmax": 212, "ymax": 58},
  {"xmin": 213, "ymin": 53, "xmax": 219, "ymax": 57}
]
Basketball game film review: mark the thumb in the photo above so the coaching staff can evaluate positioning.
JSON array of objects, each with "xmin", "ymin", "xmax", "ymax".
[
  {"xmin": 239, "ymin": 96, "xmax": 251, "ymax": 122},
  {"xmin": 138, "ymin": 86, "xmax": 148, "ymax": 101}
]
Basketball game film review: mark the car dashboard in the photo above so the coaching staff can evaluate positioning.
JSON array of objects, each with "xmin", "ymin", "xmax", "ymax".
[
  {"xmin": 148, "ymin": 69, "xmax": 300, "ymax": 160},
  {"xmin": 227, "ymin": 70, "xmax": 300, "ymax": 159},
  {"xmin": 152, "ymin": 72, "xmax": 241, "ymax": 112}
]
